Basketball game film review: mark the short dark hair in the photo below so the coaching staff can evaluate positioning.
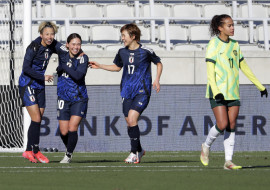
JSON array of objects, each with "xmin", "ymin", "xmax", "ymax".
[
  {"xmin": 120, "ymin": 23, "xmax": 141, "ymax": 42},
  {"xmin": 67, "ymin": 33, "xmax": 82, "ymax": 43}
]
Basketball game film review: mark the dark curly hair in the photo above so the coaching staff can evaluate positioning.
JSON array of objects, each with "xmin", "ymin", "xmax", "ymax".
[{"xmin": 210, "ymin": 14, "xmax": 232, "ymax": 36}]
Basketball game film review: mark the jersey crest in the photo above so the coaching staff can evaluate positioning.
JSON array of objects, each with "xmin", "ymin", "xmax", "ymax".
[{"xmin": 129, "ymin": 53, "xmax": 134, "ymax": 63}]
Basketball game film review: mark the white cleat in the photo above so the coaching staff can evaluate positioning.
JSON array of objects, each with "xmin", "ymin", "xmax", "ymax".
[
  {"xmin": 124, "ymin": 152, "xmax": 137, "ymax": 163},
  {"xmin": 134, "ymin": 149, "xmax": 145, "ymax": 164},
  {"xmin": 60, "ymin": 154, "xmax": 72, "ymax": 164},
  {"xmin": 200, "ymin": 143, "xmax": 210, "ymax": 166}
]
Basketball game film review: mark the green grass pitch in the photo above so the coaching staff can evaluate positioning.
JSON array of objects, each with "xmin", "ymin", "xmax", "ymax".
[{"xmin": 0, "ymin": 151, "xmax": 270, "ymax": 190}]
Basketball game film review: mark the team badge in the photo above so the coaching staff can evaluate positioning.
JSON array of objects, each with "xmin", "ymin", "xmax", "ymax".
[
  {"xmin": 129, "ymin": 53, "xmax": 134, "ymax": 63},
  {"xmin": 233, "ymin": 50, "xmax": 237, "ymax": 56},
  {"xmin": 45, "ymin": 52, "xmax": 48, "ymax": 59},
  {"xmin": 67, "ymin": 60, "xmax": 72, "ymax": 67},
  {"xmin": 29, "ymin": 95, "xmax": 35, "ymax": 102}
]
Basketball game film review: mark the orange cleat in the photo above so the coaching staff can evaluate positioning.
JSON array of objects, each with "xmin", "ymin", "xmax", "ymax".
[
  {"xmin": 34, "ymin": 151, "xmax": 49, "ymax": 163},
  {"xmin": 22, "ymin": 151, "xmax": 37, "ymax": 163}
]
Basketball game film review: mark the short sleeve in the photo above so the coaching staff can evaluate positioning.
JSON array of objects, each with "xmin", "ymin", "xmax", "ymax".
[
  {"xmin": 113, "ymin": 50, "xmax": 123, "ymax": 68},
  {"xmin": 149, "ymin": 50, "xmax": 161, "ymax": 64}
]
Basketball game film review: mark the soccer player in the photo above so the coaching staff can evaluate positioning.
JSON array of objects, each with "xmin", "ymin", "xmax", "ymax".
[
  {"xmin": 200, "ymin": 14, "xmax": 268, "ymax": 170},
  {"xmin": 90, "ymin": 23, "xmax": 163, "ymax": 163},
  {"xmin": 19, "ymin": 21, "xmax": 67, "ymax": 163},
  {"xmin": 56, "ymin": 33, "xmax": 89, "ymax": 163}
]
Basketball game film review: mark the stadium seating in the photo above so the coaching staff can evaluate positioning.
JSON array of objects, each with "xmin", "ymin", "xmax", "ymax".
[
  {"xmin": 137, "ymin": 24, "xmax": 152, "ymax": 43},
  {"xmin": 104, "ymin": 3, "xmax": 135, "ymax": 23},
  {"xmin": 239, "ymin": 3, "xmax": 269, "ymax": 18},
  {"xmin": 81, "ymin": 44, "xmax": 104, "ymax": 51},
  {"xmin": 141, "ymin": 43, "xmax": 166, "ymax": 51},
  {"xmin": 141, "ymin": 3, "xmax": 172, "ymax": 18},
  {"xmin": 60, "ymin": 25, "xmax": 90, "ymax": 42},
  {"xmin": 43, "ymin": 3, "xmax": 74, "ymax": 18},
  {"xmin": 256, "ymin": 24, "xmax": 270, "ymax": 43},
  {"xmin": 189, "ymin": 24, "xmax": 211, "ymax": 44},
  {"xmin": 172, "ymin": 3, "xmax": 202, "ymax": 23},
  {"xmin": 104, "ymin": 44, "xmax": 124, "ymax": 51},
  {"xmin": 232, "ymin": 24, "xmax": 250, "ymax": 43},
  {"xmin": 173, "ymin": 44, "xmax": 204, "ymax": 51},
  {"xmin": 89, "ymin": 24, "xmax": 121, "ymax": 43},
  {"xmin": 27, "ymin": 1, "xmax": 270, "ymax": 51},
  {"xmin": 202, "ymin": 3, "xmax": 232, "ymax": 18},
  {"xmin": 158, "ymin": 24, "xmax": 188, "ymax": 44},
  {"xmin": 239, "ymin": 44, "xmax": 264, "ymax": 51},
  {"xmin": 74, "ymin": 3, "xmax": 104, "ymax": 20}
]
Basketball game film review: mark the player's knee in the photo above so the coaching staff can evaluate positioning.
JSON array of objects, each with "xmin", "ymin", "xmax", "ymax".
[
  {"xmin": 60, "ymin": 130, "xmax": 68, "ymax": 136},
  {"xmin": 216, "ymin": 121, "xmax": 228, "ymax": 131},
  {"xmin": 126, "ymin": 117, "xmax": 137, "ymax": 126},
  {"xmin": 31, "ymin": 116, "xmax": 42, "ymax": 123}
]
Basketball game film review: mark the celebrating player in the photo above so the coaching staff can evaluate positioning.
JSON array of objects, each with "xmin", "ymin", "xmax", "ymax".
[
  {"xmin": 200, "ymin": 14, "xmax": 268, "ymax": 170},
  {"xmin": 56, "ymin": 33, "xmax": 89, "ymax": 163},
  {"xmin": 19, "ymin": 21, "xmax": 67, "ymax": 163},
  {"xmin": 90, "ymin": 23, "xmax": 163, "ymax": 163}
]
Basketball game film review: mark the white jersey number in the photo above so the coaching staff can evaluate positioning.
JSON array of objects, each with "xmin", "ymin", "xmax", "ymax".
[
  {"xmin": 58, "ymin": 100, "xmax": 65, "ymax": 110},
  {"xmin": 128, "ymin": 65, "xmax": 135, "ymax": 74}
]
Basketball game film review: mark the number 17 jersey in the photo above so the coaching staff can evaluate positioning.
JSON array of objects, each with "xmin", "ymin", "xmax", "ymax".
[{"xmin": 113, "ymin": 44, "xmax": 161, "ymax": 99}]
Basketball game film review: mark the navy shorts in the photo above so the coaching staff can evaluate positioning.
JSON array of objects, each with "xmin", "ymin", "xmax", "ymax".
[
  {"xmin": 57, "ymin": 97, "xmax": 88, "ymax": 120},
  {"xmin": 19, "ymin": 85, "xmax": 46, "ymax": 108},
  {"xmin": 122, "ymin": 94, "xmax": 150, "ymax": 117}
]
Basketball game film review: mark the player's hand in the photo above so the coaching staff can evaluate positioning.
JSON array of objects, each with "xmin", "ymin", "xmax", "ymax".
[
  {"xmin": 261, "ymin": 89, "xmax": 268, "ymax": 98},
  {"xmin": 153, "ymin": 80, "xmax": 160, "ymax": 93},
  {"xmin": 89, "ymin": 61, "xmax": 100, "ymax": 69},
  {"xmin": 215, "ymin": 93, "xmax": 224, "ymax": 103},
  {"xmin": 45, "ymin": 75, "xmax": 54, "ymax": 83}
]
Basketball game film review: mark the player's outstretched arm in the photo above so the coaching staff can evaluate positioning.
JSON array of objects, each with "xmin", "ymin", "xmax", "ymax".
[
  {"xmin": 153, "ymin": 62, "xmax": 163, "ymax": 93},
  {"xmin": 89, "ymin": 61, "xmax": 121, "ymax": 72}
]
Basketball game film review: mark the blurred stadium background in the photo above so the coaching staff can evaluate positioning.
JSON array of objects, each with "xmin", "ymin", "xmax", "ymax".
[{"xmin": 1, "ymin": 0, "xmax": 270, "ymax": 152}]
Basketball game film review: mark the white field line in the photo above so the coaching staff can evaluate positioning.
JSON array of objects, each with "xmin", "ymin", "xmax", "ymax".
[
  {"xmin": 0, "ymin": 154, "xmax": 269, "ymax": 158},
  {"xmin": 0, "ymin": 165, "xmax": 201, "ymax": 169}
]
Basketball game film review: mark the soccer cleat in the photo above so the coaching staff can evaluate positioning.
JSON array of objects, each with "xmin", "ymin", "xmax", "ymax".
[
  {"xmin": 124, "ymin": 152, "xmax": 137, "ymax": 163},
  {"xmin": 134, "ymin": 149, "xmax": 146, "ymax": 164},
  {"xmin": 200, "ymin": 143, "xmax": 210, "ymax": 166},
  {"xmin": 22, "ymin": 151, "xmax": 37, "ymax": 163},
  {"xmin": 60, "ymin": 154, "xmax": 72, "ymax": 164},
  {"xmin": 34, "ymin": 151, "xmax": 49, "ymax": 163},
  {"xmin": 224, "ymin": 160, "xmax": 242, "ymax": 170}
]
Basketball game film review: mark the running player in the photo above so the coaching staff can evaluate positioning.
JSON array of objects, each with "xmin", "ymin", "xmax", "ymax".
[
  {"xmin": 90, "ymin": 23, "xmax": 163, "ymax": 163},
  {"xmin": 19, "ymin": 21, "xmax": 67, "ymax": 163},
  {"xmin": 200, "ymin": 14, "xmax": 268, "ymax": 170},
  {"xmin": 56, "ymin": 33, "xmax": 89, "ymax": 163}
]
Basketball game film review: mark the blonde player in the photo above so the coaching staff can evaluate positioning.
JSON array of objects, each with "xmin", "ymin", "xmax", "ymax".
[{"xmin": 200, "ymin": 14, "xmax": 268, "ymax": 170}]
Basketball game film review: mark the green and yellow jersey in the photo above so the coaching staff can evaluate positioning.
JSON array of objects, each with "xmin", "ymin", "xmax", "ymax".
[{"xmin": 205, "ymin": 36, "xmax": 265, "ymax": 100}]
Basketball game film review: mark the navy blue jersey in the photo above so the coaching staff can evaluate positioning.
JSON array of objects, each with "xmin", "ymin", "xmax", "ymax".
[
  {"xmin": 19, "ymin": 37, "xmax": 67, "ymax": 89},
  {"xmin": 114, "ymin": 44, "xmax": 161, "ymax": 99},
  {"xmin": 57, "ymin": 52, "xmax": 89, "ymax": 102}
]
